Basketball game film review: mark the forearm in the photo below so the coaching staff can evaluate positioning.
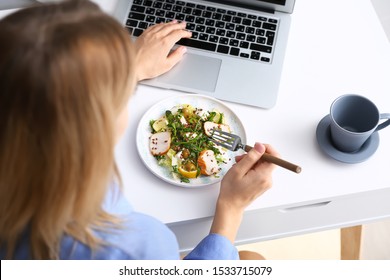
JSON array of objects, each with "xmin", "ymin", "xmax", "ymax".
[{"xmin": 210, "ymin": 200, "xmax": 244, "ymax": 244}]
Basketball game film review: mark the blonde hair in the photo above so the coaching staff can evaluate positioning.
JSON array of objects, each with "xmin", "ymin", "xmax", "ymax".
[{"xmin": 0, "ymin": 0, "xmax": 136, "ymax": 259}]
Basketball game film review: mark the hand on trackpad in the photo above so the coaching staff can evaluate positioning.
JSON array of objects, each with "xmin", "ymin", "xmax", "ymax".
[{"xmin": 155, "ymin": 53, "xmax": 221, "ymax": 92}]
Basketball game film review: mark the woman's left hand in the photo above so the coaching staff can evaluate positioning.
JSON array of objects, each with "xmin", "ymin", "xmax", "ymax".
[{"xmin": 133, "ymin": 21, "xmax": 192, "ymax": 81}]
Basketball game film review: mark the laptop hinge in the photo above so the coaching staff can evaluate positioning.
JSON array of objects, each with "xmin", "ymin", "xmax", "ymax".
[{"xmin": 205, "ymin": 0, "xmax": 275, "ymax": 14}]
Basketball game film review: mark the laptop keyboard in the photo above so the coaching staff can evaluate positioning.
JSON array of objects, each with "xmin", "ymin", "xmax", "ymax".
[{"xmin": 126, "ymin": 0, "xmax": 279, "ymax": 63}]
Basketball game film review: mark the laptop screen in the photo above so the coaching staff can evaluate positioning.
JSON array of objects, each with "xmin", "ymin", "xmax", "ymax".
[{"xmin": 208, "ymin": 0, "xmax": 295, "ymax": 14}]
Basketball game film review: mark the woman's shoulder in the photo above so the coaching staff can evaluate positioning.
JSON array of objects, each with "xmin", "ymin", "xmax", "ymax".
[{"xmin": 61, "ymin": 211, "xmax": 180, "ymax": 260}]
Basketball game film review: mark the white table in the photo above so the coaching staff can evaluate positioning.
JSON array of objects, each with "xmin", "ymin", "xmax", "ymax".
[
  {"xmin": 112, "ymin": 0, "xmax": 390, "ymax": 253},
  {"xmin": 2, "ymin": 0, "xmax": 390, "ymax": 255}
]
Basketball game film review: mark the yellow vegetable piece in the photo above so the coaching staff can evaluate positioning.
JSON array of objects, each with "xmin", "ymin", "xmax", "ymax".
[
  {"xmin": 178, "ymin": 165, "xmax": 198, "ymax": 179},
  {"xmin": 152, "ymin": 116, "xmax": 168, "ymax": 132}
]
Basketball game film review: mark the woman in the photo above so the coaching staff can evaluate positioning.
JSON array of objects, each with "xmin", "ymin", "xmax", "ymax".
[{"xmin": 0, "ymin": 0, "xmax": 277, "ymax": 259}]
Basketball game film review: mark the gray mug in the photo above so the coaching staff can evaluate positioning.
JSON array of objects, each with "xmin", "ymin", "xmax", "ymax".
[{"xmin": 330, "ymin": 94, "xmax": 390, "ymax": 153}]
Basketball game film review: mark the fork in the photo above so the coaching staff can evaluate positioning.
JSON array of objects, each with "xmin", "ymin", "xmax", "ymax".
[{"xmin": 210, "ymin": 129, "xmax": 302, "ymax": 174}]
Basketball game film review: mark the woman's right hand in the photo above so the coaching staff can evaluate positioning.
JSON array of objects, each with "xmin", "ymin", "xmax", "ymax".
[
  {"xmin": 133, "ymin": 20, "xmax": 191, "ymax": 81},
  {"xmin": 210, "ymin": 143, "xmax": 278, "ymax": 243}
]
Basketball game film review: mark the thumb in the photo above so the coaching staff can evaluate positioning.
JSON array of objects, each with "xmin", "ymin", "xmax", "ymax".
[
  {"xmin": 166, "ymin": 46, "xmax": 187, "ymax": 70},
  {"xmin": 234, "ymin": 142, "xmax": 265, "ymax": 176}
]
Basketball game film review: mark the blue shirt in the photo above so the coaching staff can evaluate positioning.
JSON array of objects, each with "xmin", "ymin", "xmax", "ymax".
[{"xmin": 0, "ymin": 184, "xmax": 239, "ymax": 260}]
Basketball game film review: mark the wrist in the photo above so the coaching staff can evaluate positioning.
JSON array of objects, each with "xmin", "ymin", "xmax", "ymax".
[{"xmin": 210, "ymin": 199, "xmax": 245, "ymax": 244}]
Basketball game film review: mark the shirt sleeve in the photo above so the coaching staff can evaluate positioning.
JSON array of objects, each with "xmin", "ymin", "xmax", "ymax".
[{"xmin": 183, "ymin": 233, "xmax": 239, "ymax": 260}]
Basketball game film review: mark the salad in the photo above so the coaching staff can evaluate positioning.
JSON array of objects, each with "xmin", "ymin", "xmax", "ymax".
[{"xmin": 149, "ymin": 104, "xmax": 231, "ymax": 183}]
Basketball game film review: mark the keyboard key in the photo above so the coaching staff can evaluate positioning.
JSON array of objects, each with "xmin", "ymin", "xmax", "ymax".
[
  {"xmin": 156, "ymin": 10, "xmax": 165, "ymax": 17},
  {"xmin": 138, "ymin": 21, "xmax": 148, "ymax": 29},
  {"xmin": 246, "ymin": 34, "xmax": 256, "ymax": 42},
  {"xmin": 206, "ymin": 27, "xmax": 216, "ymax": 34},
  {"xmin": 240, "ymin": 53, "xmax": 250, "ymax": 58},
  {"xmin": 145, "ymin": 15, "xmax": 155, "ymax": 22},
  {"xmin": 222, "ymin": 15, "xmax": 232, "ymax": 22},
  {"xmin": 217, "ymin": 45, "xmax": 229, "ymax": 54},
  {"xmin": 263, "ymin": 22, "xmax": 277, "ymax": 31},
  {"xmin": 131, "ymin": 5, "xmax": 145, "ymax": 13},
  {"xmin": 226, "ymin": 23, "xmax": 235, "ymax": 30},
  {"xmin": 256, "ymin": 29, "xmax": 265, "ymax": 36},
  {"xmin": 177, "ymin": 38, "xmax": 217, "ymax": 51},
  {"xmin": 126, "ymin": 19, "xmax": 138, "ymax": 27},
  {"xmin": 212, "ymin": 13, "xmax": 222, "ymax": 20},
  {"xmin": 236, "ymin": 32, "xmax": 246, "ymax": 40},
  {"xmin": 216, "ymin": 21, "xmax": 225, "ymax": 28},
  {"xmin": 182, "ymin": 7, "xmax": 192, "ymax": 14},
  {"xmin": 166, "ymin": 12, "xmax": 175, "ymax": 18},
  {"xmin": 209, "ymin": 35, "xmax": 219, "ymax": 43},
  {"xmin": 143, "ymin": 0, "xmax": 153, "ymax": 7},
  {"xmin": 156, "ymin": 17, "xmax": 165, "ymax": 23},
  {"xmin": 261, "ymin": 57, "xmax": 271, "ymax": 62},
  {"xmin": 195, "ymin": 17, "xmax": 205, "ymax": 24},
  {"xmin": 195, "ymin": 25, "xmax": 205, "ymax": 32},
  {"xmin": 240, "ymin": 41, "xmax": 249, "ymax": 49},
  {"xmin": 266, "ymin": 31, "xmax": 275, "ymax": 45},
  {"xmin": 199, "ymin": 33, "xmax": 209, "ymax": 41},
  {"xmin": 252, "ymin": 20, "xmax": 262, "ymax": 28},
  {"xmin": 232, "ymin": 17, "xmax": 241, "ymax": 24},
  {"xmin": 250, "ymin": 51, "xmax": 260, "ymax": 60},
  {"xmin": 205, "ymin": 19, "xmax": 215, "ymax": 26},
  {"xmin": 250, "ymin": 43, "xmax": 272, "ymax": 53},
  {"xmin": 216, "ymin": 29, "xmax": 226, "ymax": 36},
  {"xmin": 229, "ymin": 39, "xmax": 239, "ymax": 47},
  {"xmin": 219, "ymin": 37, "xmax": 229, "ymax": 45},
  {"xmin": 176, "ymin": 13, "xmax": 185, "ymax": 21},
  {"xmin": 129, "ymin": 12, "xmax": 145, "ymax": 21},
  {"xmin": 235, "ymin": 25, "xmax": 245, "ymax": 32},
  {"xmin": 133, "ymin": 28, "xmax": 143, "ymax": 37},
  {"xmin": 202, "ymin": 11, "xmax": 212, "ymax": 18},
  {"xmin": 186, "ymin": 23, "xmax": 195, "ymax": 30},
  {"xmin": 192, "ymin": 9, "xmax": 202, "ymax": 16},
  {"xmin": 245, "ymin": 26, "xmax": 255, "ymax": 34},
  {"xmin": 173, "ymin": 5, "xmax": 182, "ymax": 12},
  {"xmin": 256, "ymin": 37, "xmax": 266, "ymax": 44},
  {"xmin": 153, "ymin": 1, "xmax": 163, "ymax": 8},
  {"xmin": 230, "ymin": 47, "xmax": 240, "ymax": 56},
  {"xmin": 226, "ymin": 31, "xmax": 236, "ymax": 38},
  {"xmin": 185, "ymin": 15, "xmax": 195, "ymax": 22},
  {"xmin": 242, "ymin": 19, "xmax": 252, "ymax": 26},
  {"xmin": 145, "ymin": 7, "xmax": 155, "ymax": 15}
]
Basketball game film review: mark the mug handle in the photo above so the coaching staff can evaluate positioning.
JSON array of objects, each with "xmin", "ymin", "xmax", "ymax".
[{"xmin": 375, "ymin": 113, "xmax": 390, "ymax": 132}]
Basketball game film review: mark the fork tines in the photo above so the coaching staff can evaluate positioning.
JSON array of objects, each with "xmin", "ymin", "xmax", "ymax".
[{"xmin": 210, "ymin": 129, "xmax": 238, "ymax": 151}]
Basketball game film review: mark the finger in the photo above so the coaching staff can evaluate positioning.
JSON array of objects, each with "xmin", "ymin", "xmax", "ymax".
[
  {"xmin": 166, "ymin": 46, "xmax": 187, "ymax": 65},
  {"xmin": 233, "ymin": 142, "xmax": 265, "ymax": 177},
  {"xmin": 143, "ymin": 20, "xmax": 178, "ymax": 34},
  {"xmin": 263, "ymin": 144, "xmax": 280, "ymax": 158},
  {"xmin": 151, "ymin": 21, "xmax": 187, "ymax": 37}
]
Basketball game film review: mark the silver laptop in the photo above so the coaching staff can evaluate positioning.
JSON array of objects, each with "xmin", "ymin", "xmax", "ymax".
[{"xmin": 114, "ymin": 0, "xmax": 295, "ymax": 108}]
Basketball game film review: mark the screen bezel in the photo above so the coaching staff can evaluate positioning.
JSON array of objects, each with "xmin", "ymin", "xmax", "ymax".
[{"xmin": 202, "ymin": 0, "xmax": 296, "ymax": 14}]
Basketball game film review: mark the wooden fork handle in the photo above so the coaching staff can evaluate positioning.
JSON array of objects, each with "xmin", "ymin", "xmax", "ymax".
[{"xmin": 244, "ymin": 145, "xmax": 302, "ymax": 174}]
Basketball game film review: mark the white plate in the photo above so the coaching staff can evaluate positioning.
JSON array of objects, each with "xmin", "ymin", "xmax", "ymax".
[{"xmin": 136, "ymin": 94, "xmax": 246, "ymax": 188}]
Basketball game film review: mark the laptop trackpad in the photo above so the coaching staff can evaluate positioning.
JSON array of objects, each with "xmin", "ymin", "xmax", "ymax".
[{"xmin": 156, "ymin": 53, "xmax": 221, "ymax": 92}]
